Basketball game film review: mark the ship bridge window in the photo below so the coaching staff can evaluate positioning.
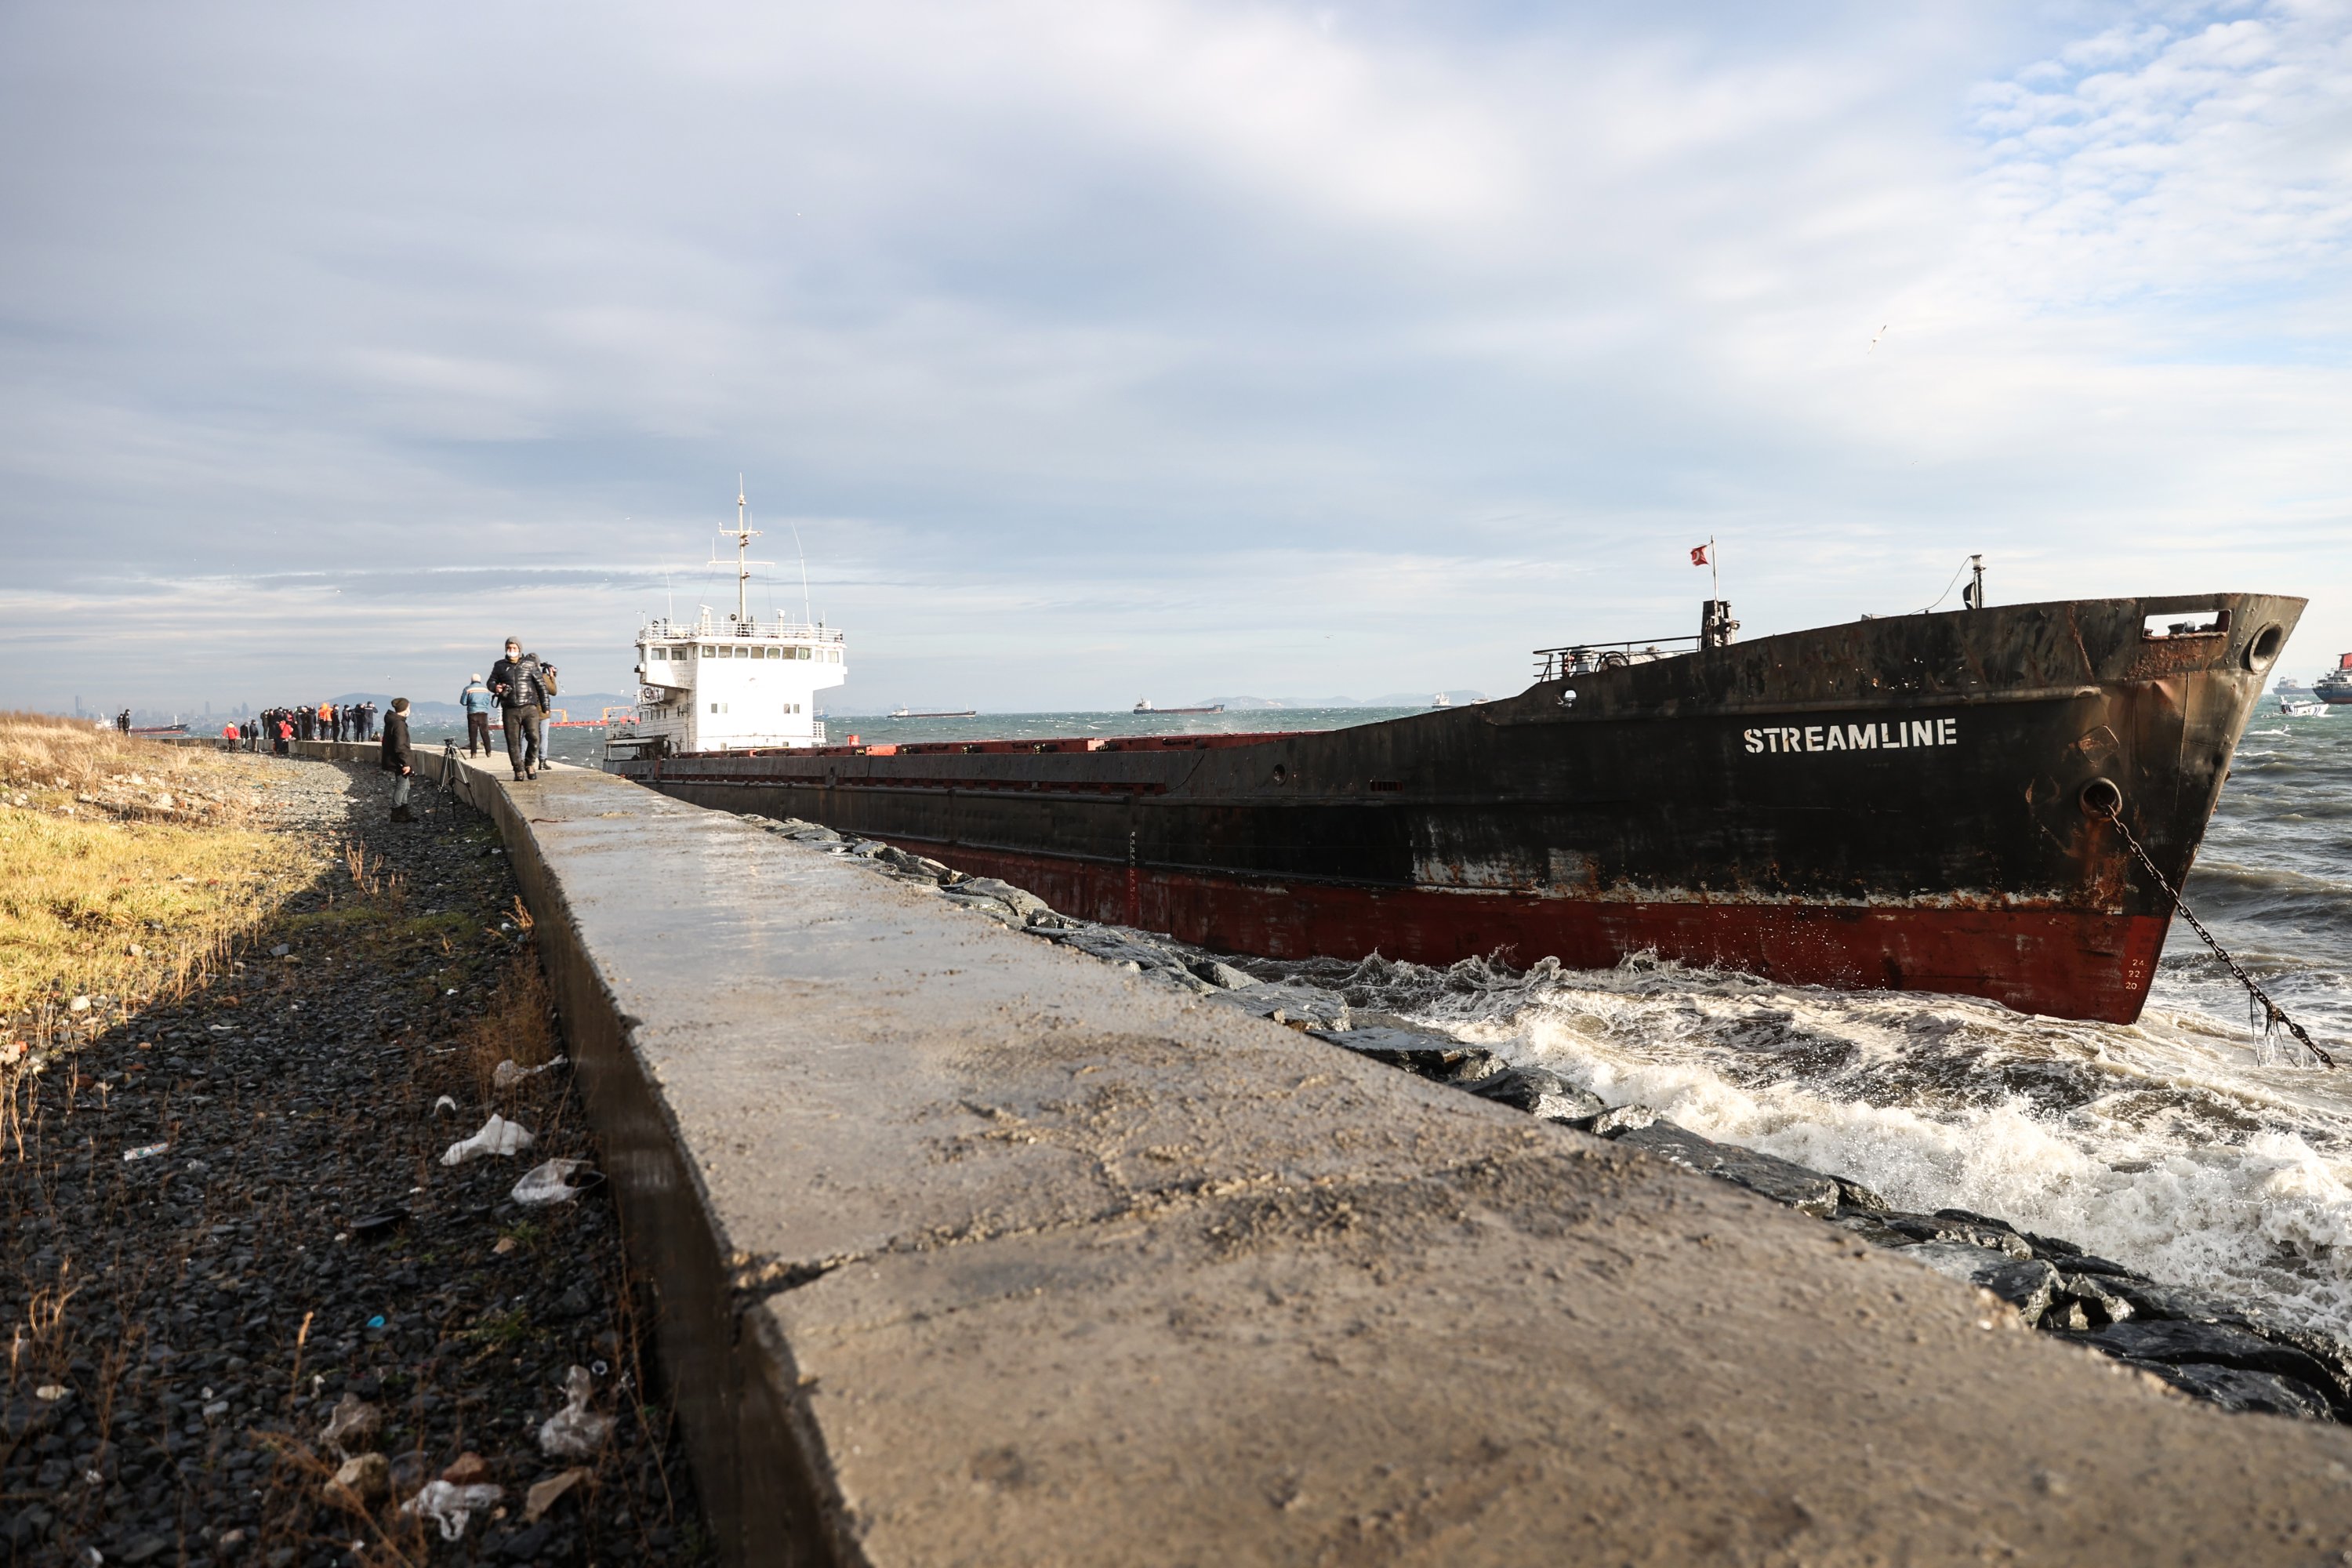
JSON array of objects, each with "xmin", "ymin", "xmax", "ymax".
[
  {"xmin": 650, "ymin": 646, "xmax": 667, "ymax": 660},
  {"xmin": 701, "ymin": 645, "xmax": 715, "ymax": 657}
]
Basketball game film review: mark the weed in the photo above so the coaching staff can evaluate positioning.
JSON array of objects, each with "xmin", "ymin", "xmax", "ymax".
[{"xmin": 462, "ymin": 1308, "xmax": 536, "ymax": 1355}]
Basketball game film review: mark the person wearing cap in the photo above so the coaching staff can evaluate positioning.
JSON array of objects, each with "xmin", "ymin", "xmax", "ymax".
[
  {"xmin": 381, "ymin": 697, "xmax": 416, "ymax": 822},
  {"xmin": 459, "ymin": 673, "xmax": 496, "ymax": 756},
  {"xmin": 486, "ymin": 636, "xmax": 547, "ymax": 780}
]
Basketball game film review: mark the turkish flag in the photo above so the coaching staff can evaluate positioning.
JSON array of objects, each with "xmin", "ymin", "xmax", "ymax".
[{"xmin": 1690, "ymin": 545, "xmax": 1709, "ymax": 566}]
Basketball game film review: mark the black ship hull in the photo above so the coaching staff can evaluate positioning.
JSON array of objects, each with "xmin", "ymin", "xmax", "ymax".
[{"xmin": 615, "ymin": 594, "xmax": 2299, "ymax": 1023}]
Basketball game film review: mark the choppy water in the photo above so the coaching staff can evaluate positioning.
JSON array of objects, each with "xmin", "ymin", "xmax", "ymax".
[
  {"xmin": 1236, "ymin": 708, "xmax": 2352, "ymax": 1338},
  {"xmin": 464, "ymin": 702, "xmax": 2352, "ymax": 1331}
]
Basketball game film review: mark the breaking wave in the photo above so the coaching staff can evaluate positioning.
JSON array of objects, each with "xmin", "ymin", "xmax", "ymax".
[{"xmin": 1251, "ymin": 715, "xmax": 2352, "ymax": 1337}]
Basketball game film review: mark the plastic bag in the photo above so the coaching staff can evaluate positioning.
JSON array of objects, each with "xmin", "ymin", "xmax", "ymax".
[
  {"xmin": 439, "ymin": 1113, "xmax": 532, "ymax": 1166},
  {"xmin": 510, "ymin": 1159, "xmax": 593, "ymax": 1206},
  {"xmin": 400, "ymin": 1480, "xmax": 503, "ymax": 1541},
  {"xmin": 318, "ymin": 1392, "xmax": 381, "ymax": 1457},
  {"xmin": 492, "ymin": 1058, "xmax": 563, "ymax": 1089},
  {"xmin": 538, "ymin": 1365, "xmax": 614, "ymax": 1458}
]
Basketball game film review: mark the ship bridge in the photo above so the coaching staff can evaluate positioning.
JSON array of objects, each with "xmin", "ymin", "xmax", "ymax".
[{"xmin": 626, "ymin": 608, "xmax": 848, "ymax": 755}]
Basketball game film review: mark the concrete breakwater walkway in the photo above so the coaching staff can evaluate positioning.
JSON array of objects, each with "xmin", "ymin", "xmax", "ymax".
[{"xmin": 302, "ymin": 741, "xmax": 2352, "ymax": 1564}]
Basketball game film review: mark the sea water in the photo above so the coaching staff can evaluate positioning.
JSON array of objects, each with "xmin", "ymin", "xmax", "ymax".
[{"xmin": 459, "ymin": 702, "xmax": 2352, "ymax": 1333}]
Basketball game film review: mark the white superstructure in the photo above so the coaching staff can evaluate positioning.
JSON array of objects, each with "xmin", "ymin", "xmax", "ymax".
[
  {"xmin": 610, "ymin": 487, "xmax": 848, "ymax": 757},
  {"xmin": 627, "ymin": 611, "xmax": 847, "ymax": 753}
]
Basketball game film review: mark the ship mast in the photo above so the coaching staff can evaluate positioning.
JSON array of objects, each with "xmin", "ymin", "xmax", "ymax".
[{"xmin": 720, "ymin": 475, "xmax": 764, "ymax": 625}]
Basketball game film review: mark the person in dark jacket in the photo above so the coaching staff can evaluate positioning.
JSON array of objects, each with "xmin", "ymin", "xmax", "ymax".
[
  {"xmin": 487, "ymin": 637, "xmax": 547, "ymax": 780},
  {"xmin": 381, "ymin": 696, "xmax": 415, "ymax": 822}
]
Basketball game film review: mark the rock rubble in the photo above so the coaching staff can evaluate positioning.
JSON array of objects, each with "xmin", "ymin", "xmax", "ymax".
[{"xmin": 4, "ymin": 759, "xmax": 710, "ymax": 1566}]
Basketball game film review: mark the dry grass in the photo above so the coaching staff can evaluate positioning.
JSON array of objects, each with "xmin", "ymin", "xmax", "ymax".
[
  {"xmin": 0, "ymin": 711, "xmax": 309, "ymax": 1067},
  {"xmin": 0, "ymin": 709, "xmax": 262, "ymax": 821},
  {"xmin": 458, "ymin": 930, "xmax": 561, "ymax": 1105}
]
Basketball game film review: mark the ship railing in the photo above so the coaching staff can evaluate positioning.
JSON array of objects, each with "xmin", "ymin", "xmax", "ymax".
[
  {"xmin": 1531, "ymin": 634, "xmax": 1700, "ymax": 681},
  {"xmin": 640, "ymin": 615, "xmax": 847, "ymax": 644}
]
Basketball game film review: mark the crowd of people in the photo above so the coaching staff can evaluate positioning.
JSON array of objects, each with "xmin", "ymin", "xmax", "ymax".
[
  {"xmin": 220, "ymin": 700, "xmax": 380, "ymax": 753},
  {"xmin": 188, "ymin": 638, "xmax": 556, "ymax": 825}
]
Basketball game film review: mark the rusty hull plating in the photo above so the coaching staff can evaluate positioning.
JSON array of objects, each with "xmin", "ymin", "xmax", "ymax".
[{"xmin": 618, "ymin": 593, "xmax": 2302, "ymax": 1024}]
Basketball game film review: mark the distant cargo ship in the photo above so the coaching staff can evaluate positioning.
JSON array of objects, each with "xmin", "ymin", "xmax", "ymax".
[
  {"xmin": 611, "ymin": 535, "xmax": 2298, "ymax": 1025},
  {"xmin": 887, "ymin": 707, "xmax": 978, "ymax": 720},
  {"xmin": 1134, "ymin": 699, "xmax": 1224, "ymax": 715},
  {"xmin": 2317, "ymin": 655, "xmax": 2352, "ymax": 705}
]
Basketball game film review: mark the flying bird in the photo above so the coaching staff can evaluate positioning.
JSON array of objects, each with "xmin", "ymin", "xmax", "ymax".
[{"xmin": 1869, "ymin": 324, "xmax": 1889, "ymax": 351}]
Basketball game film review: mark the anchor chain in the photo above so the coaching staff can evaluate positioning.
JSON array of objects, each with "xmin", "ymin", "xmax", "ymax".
[{"xmin": 2103, "ymin": 804, "xmax": 2333, "ymax": 1069}]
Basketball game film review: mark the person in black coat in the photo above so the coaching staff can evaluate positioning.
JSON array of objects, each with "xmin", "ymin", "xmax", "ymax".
[
  {"xmin": 381, "ymin": 697, "xmax": 415, "ymax": 822},
  {"xmin": 488, "ymin": 637, "xmax": 550, "ymax": 781}
]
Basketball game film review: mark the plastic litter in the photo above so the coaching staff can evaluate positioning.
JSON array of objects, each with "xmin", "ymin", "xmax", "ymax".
[
  {"xmin": 537, "ymin": 1365, "xmax": 614, "ymax": 1458},
  {"xmin": 349, "ymin": 1209, "xmax": 409, "ymax": 1242},
  {"xmin": 318, "ymin": 1393, "xmax": 382, "ymax": 1457},
  {"xmin": 69, "ymin": 996, "xmax": 90, "ymax": 1013},
  {"xmin": 492, "ymin": 1058, "xmax": 563, "ymax": 1089},
  {"xmin": 122, "ymin": 1144, "xmax": 167, "ymax": 1163},
  {"xmin": 325, "ymin": 1451, "xmax": 390, "ymax": 1504},
  {"xmin": 439, "ymin": 1113, "xmax": 533, "ymax": 1165},
  {"xmin": 432, "ymin": 1094, "xmax": 456, "ymax": 1116},
  {"xmin": 400, "ymin": 1480, "xmax": 503, "ymax": 1541},
  {"xmin": 511, "ymin": 1159, "xmax": 596, "ymax": 1206},
  {"xmin": 367, "ymin": 1315, "xmax": 387, "ymax": 1330}
]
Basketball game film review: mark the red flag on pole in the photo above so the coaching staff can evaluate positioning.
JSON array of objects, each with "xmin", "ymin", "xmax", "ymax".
[{"xmin": 1690, "ymin": 544, "xmax": 1709, "ymax": 566}]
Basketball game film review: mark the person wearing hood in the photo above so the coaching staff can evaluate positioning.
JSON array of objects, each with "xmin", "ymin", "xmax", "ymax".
[{"xmin": 459, "ymin": 673, "xmax": 495, "ymax": 756}]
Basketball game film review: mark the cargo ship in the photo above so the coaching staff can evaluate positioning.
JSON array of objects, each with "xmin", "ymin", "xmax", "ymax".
[
  {"xmin": 2317, "ymin": 655, "xmax": 2352, "ymax": 705},
  {"xmin": 612, "ymin": 585, "xmax": 2300, "ymax": 1025}
]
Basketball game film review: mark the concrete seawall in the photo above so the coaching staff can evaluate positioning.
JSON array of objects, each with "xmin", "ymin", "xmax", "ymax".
[{"xmin": 274, "ymin": 738, "xmax": 2352, "ymax": 1564}]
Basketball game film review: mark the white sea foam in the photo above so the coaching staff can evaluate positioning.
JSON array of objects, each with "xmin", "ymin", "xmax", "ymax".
[{"xmin": 1408, "ymin": 956, "xmax": 2352, "ymax": 1337}]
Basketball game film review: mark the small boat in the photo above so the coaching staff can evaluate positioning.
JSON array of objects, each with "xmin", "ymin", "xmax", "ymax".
[
  {"xmin": 887, "ymin": 708, "xmax": 978, "ymax": 719},
  {"xmin": 2282, "ymin": 699, "xmax": 2331, "ymax": 717},
  {"xmin": 1134, "ymin": 700, "xmax": 1224, "ymax": 715},
  {"xmin": 1431, "ymin": 693, "xmax": 1452, "ymax": 709}
]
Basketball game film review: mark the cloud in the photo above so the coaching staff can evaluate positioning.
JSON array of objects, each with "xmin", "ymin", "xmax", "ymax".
[{"xmin": 1, "ymin": 0, "xmax": 2347, "ymax": 714}]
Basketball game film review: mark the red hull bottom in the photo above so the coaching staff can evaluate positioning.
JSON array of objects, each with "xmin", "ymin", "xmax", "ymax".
[{"xmin": 889, "ymin": 837, "xmax": 2169, "ymax": 1025}]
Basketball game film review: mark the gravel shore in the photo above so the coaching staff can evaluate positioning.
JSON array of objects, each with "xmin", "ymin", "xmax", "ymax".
[{"xmin": 4, "ymin": 757, "xmax": 709, "ymax": 1567}]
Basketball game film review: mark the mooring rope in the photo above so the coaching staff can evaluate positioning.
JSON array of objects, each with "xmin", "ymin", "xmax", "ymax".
[{"xmin": 2103, "ymin": 803, "xmax": 2334, "ymax": 1069}]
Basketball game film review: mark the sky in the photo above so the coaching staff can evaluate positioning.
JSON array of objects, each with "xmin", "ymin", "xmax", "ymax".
[{"xmin": 2, "ymin": 0, "xmax": 2347, "ymax": 715}]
